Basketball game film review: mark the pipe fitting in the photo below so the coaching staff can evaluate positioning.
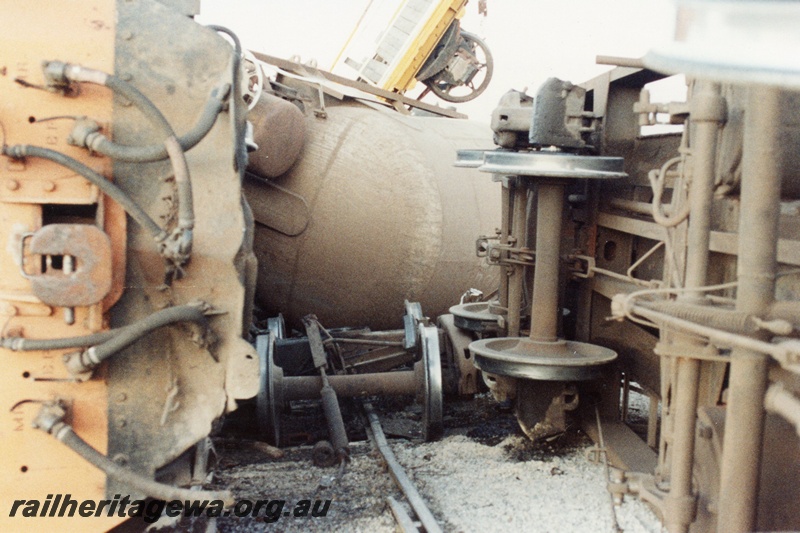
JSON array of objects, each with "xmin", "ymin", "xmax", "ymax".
[
  {"xmin": 777, "ymin": 339, "xmax": 800, "ymax": 365},
  {"xmin": 42, "ymin": 61, "xmax": 107, "ymax": 91},
  {"xmin": 67, "ymin": 117, "xmax": 102, "ymax": 149},
  {"xmin": 609, "ymin": 293, "xmax": 631, "ymax": 320},
  {"xmin": 38, "ymin": 60, "xmax": 196, "ymax": 271},
  {"xmin": 32, "ymin": 401, "xmax": 234, "ymax": 506},
  {"xmin": 72, "ymin": 83, "xmax": 230, "ymax": 163},
  {"xmin": 41, "ymin": 60, "xmax": 72, "ymax": 92},
  {"xmin": 31, "ymin": 401, "xmax": 67, "ymax": 434},
  {"xmin": 59, "ymin": 304, "xmax": 209, "ymax": 379},
  {"xmin": 160, "ymin": 227, "xmax": 193, "ymax": 268},
  {"xmin": 3, "ymin": 144, "xmax": 27, "ymax": 159},
  {"xmin": 689, "ymin": 91, "xmax": 727, "ymax": 124},
  {"xmin": 62, "ymin": 348, "xmax": 98, "ymax": 381}
]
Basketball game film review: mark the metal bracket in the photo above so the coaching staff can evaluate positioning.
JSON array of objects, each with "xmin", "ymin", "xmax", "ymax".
[
  {"xmin": 608, "ymin": 468, "xmax": 697, "ymax": 525},
  {"xmin": 570, "ymin": 254, "xmax": 596, "ymax": 279},
  {"xmin": 23, "ymin": 224, "xmax": 112, "ymax": 307},
  {"xmin": 303, "ymin": 316, "xmax": 328, "ymax": 370},
  {"xmin": 403, "ymin": 301, "xmax": 424, "ymax": 350},
  {"xmin": 475, "ymin": 234, "xmax": 500, "ymax": 257},
  {"xmin": 633, "ymin": 88, "xmax": 690, "ymax": 126},
  {"xmin": 484, "ymin": 242, "xmax": 536, "ymax": 267}
]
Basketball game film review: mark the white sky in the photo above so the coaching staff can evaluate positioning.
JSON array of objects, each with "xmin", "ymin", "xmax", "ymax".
[{"xmin": 197, "ymin": 0, "xmax": 678, "ymax": 122}]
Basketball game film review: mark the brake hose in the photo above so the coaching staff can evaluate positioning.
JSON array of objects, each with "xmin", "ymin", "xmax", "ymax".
[
  {"xmin": 2, "ymin": 303, "xmax": 207, "ymax": 360},
  {"xmin": 62, "ymin": 304, "xmax": 208, "ymax": 377},
  {"xmin": 206, "ymin": 25, "xmax": 248, "ymax": 173},
  {"xmin": 73, "ymin": 84, "xmax": 231, "ymax": 162},
  {"xmin": 41, "ymin": 61, "xmax": 194, "ymax": 266},
  {"xmin": 33, "ymin": 402, "xmax": 234, "ymax": 507},
  {"xmin": 2, "ymin": 144, "xmax": 165, "ymax": 242}
]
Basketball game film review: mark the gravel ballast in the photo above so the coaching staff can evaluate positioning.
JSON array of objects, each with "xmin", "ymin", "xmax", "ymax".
[{"xmin": 191, "ymin": 395, "xmax": 663, "ymax": 533}]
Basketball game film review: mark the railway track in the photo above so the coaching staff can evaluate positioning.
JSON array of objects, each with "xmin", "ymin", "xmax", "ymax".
[{"xmin": 176, "ymin": 393, "xmax": 662, "ymax": 533}]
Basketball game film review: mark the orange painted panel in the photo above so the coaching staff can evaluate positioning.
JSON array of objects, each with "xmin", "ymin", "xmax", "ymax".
[{"xmin": 0, "ymin": 1, "xmax": 124, "ymax": 531}]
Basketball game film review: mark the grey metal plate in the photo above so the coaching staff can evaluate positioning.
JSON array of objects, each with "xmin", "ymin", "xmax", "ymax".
[
  {"xmin": 469, "ymin": 337, "xmax": 617, "ymax": 381},
  {"xmin": 449, "ymin": 302, "xmax": 501, "ymax": 333},
  {"xmin": 449, "ymin": 301, "xmax": 502, "ymax": 322},
  {"xmin": 454, "ymin": 149, "xmax": 491, "ymax": 168},
  {"xmin": 479, "ymin": 151, "xmax": 626, "ymax": 179},
  {"xmin": 645, "ymin": 49, "xmax": 800, "ymax": 89},
  {"xmin": 643, "ymin": 2, "xmax": 800, "ymax": 89}
]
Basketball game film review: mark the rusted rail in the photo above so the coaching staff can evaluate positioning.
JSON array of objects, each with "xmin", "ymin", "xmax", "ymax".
[{"xmin": 362, "ymin": 402, "xmax": 443, "ymax": 533}]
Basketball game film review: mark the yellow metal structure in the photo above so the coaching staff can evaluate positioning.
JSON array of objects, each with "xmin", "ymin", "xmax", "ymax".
[
  {"xmin": 333, "ymin": 0, "xmax": 467, "ymax": 94},
  {"xmin": 383, "ymin": 0, "xmax": 467, "ymax": 93},
  {"xmin": 0, "ymin": 1, "xmax": 126, "ymax": 531}
]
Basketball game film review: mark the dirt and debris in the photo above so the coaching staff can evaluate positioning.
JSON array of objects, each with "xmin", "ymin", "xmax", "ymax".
[
  {"xmin": 163, "ymin": 393, "xmax": 661, "ymax": 532},
  {"xmin": 209, "ymin": 440, "xmax": 399, "ymax": 532}
]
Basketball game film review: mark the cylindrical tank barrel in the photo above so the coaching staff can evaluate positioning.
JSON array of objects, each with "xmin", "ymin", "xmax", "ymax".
[
  {"xmin": 244, "ymin": 101, "xmax": 500, "ymax": 330},
  {"xmin": 247, "ymin": 92, "xmax": 306, "ymax": 178}
]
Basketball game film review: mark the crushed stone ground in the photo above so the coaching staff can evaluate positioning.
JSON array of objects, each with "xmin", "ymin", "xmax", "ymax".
[{"xmin": 158, "ymin": 394, "xmax": 662, "ymax": 532}]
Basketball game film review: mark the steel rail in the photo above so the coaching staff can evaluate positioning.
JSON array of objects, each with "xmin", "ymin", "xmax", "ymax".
[{"xmin": 362, "ymin": 402, "xmax": 442, "ymax": 533}]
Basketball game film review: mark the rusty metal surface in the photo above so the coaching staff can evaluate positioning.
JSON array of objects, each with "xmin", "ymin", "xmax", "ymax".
[
  {"xmin": 438, "ymin": 313, "xmax": 480, "ymax": 396},
  {"xmin": 691, "ymin": 406, "xmax": 800, "ymax": 533},
  {"xmin": 247, "ymin": 92, "xmax": 306, "ymax": 178},
  {"xmin": 514, "ymin": 381, "xmax": 579, "ymax": 441},
  {"xmin": 104, "ymin": 0, "xmax": 258, "ymax": 499},
  {"xmin": 248, "ymin": 101, "xmax": 499, "ymax": 330},
  {"xmin": 27, "ymin": 224, "xmax": 112, "ymax": 307},
  {"xmin": 253, "ymin": 52, "xmax": 467, "ymax": 119}
]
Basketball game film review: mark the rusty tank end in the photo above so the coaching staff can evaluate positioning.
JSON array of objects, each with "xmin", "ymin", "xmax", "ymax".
[{"xmin": 245, "ymin": 99, "xmax": 500, "ymax": 330}]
